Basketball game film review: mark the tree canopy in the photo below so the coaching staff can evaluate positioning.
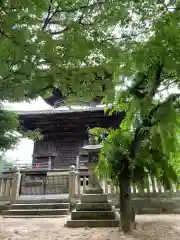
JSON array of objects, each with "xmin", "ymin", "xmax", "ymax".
[
  {"xmin": 0, "ymin": 109, "xmax": 19, "ymax": 151},
  {"xmin": 1, "ymin": 1, "xmax": 180, "ymax": 103},
  {"xmin": 1, "ymin": 0, "xmax": 180, "ymax": 232}
]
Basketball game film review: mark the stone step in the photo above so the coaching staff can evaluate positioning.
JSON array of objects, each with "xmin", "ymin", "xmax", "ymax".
[
  {"xmin": 71, "ymin": 210, "xmax": 115, "ymax": 220},
  {"xmin": 15, "ymin": 198, "xmax": 69, "ymax": 204},
  {"xmin": 76, "ymin": 201, "xmax": 112, "ymax": 211},
  {"xmin": 66, "ymin": 219, "xmax": 119, "ymax": 228},
  {"xmin": 3, "ymin": 209, "xmax": 69, "ymax": 216},
  {"xmin": 3, "ymin": 215, "xmax": 68, "ymax": 218},
  {"xmin": 11, "ymin": 203, "xmax": 69, "ymax": 210},
  {"xmin": 81, "ymin": 194, "xmax": 108, "ymax": 203}
]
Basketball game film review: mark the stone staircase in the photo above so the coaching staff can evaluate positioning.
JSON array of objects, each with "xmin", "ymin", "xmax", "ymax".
[
  {"xmin": 3, "ymin": 198, "xmax": 70, "ymax": 218},
  {"xmin": 66, "ymin": 189, "xmax": 119, "ymax": 228}
]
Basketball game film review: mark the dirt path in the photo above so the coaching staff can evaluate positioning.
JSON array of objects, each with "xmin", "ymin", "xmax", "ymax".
[{"xmin": 0, "ymin": 215, "xmax": 180, "ymax": 240}]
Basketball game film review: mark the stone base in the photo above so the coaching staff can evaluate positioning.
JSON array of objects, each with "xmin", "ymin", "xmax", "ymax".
[
  {"xmin": 81, "ymin": 194, "xmax": 108, "ymax": 203},
  {"xmin": 85, "ymin": 188, "xmax": 103, "ymax": 194},
  {"xmin": 71, "ymin": 210, "xmax": 115, "ymax": 220},
  {"xmin": 66, "ymin": 218, "xmax": 119, "ymax": 228},
  {"xmin": 76, "ymin": 201, "xmax": 112, "ymax": 211},
  {"xmin": 67, "ymin": 189, "xmax": 119, "ymax": 228}
]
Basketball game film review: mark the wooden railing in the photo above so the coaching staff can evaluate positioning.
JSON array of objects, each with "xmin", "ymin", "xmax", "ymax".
[{"xmin": 3, "ymin": 161, "xmax": 51, "ymax": 171}]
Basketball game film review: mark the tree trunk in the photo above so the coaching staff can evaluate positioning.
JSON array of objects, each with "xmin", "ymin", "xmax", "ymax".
[{"xmin": 119, "ymin": 177, "xmax": 135, "ymax": 233}]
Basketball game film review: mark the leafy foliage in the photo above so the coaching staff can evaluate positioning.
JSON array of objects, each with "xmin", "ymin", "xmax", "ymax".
[
  {"xmin": 90, "ymin": 68, "xmax": 180, "ymax": 187},
  {"xmin": 0, "ymin": 108, "xmax": 20, "ymax": 151},
  {"xmin": 1, "ymin": 0, "xmax": 180, "ymax": 233},
  {"xmin": 0, "ymin": 0, "xmax": 180, "ymax": 169},
  {"xmin": 0, "ymin": 107, "xmax": 42, "ymax": 152},
  {"xmin": 0, "ymin": 0, "xmax": 180, "ymax": 103},
  {"xmin": 1, "ymin": 0, "xmax": 177, "ymax": 103},
  {"xmin": 0, "ymin": 0, "xmax": 123, "ymax": 102}
]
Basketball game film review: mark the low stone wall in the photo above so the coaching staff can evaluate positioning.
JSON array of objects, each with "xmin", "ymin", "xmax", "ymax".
[
  {"xmin": 70, "ymin": 192, "xmax": 180, "ymax": 214},
  {"xmin": 111, "ymin": 192, "xmax": 180, "ymax": 214}
]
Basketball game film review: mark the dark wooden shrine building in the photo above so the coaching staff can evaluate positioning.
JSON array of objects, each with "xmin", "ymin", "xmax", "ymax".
[{"xmin": 19, "ymin": 107, "xmax": 124, "ymax": 169}]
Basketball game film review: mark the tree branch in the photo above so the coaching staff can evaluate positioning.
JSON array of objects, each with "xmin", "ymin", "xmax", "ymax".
[
  {"xmin": 51, "ymin": 27, "xmax": 68, "ymax": 35},
  {"xmin": 148, "ymin": 63, "xmax": 164, "ymax": 99},
  {"xmin": 158, "ymin": 80, "xmax": 177, "ymax": 93},
  {"xmin": 45, "ymin": 0, "xmax": 107, "ymax": 33},
  {"xmin": 129, "ymin": 92, "xmax": 180, "ymax": 162},
  {"xmin": 42, "ymin": 0, "xmax": 53, "ymax": 30},
  {"xmin": 129, "ymin": 63, "xmax": 164, "ymax": 163},
  {"xmin": 56, "ymin": 1, "xmax": 107, "ymax": 14},
  {"xmin": 0, "ymin": 29, "xmax": 34, "ymax": 61}
]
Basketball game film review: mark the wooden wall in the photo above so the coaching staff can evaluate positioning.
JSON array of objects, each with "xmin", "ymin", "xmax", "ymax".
[{"xmin": 33, "ymin": 137, "xmax": 87, "ymax": 168}]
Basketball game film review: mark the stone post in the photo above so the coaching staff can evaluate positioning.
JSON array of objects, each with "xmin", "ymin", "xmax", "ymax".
[
  {"xmin": 5, "ymin": 178, "xmax": 11, "ymax": 196},
  {"xmin": 104, "ymin": 178, "xmax": 108, "ymax": 194},
  {"xmin": 76, "ymin": 156, "xmax": 80, "ymax": 170},
  {"xmin": 69, "ymin": 169, "xmax": 76, "ymax": 201},
  {"xmin": 151, "ymin": 176, "xmax": 156, "ymax": 193},
  {"xmin": 1, "ymin": 178, "xmax": 6, "ymax": 196},
  {"xmin": 48, "ymin": 157, "xmax": 51, "ymax": 170},
  {"xmin": 76, "ymin": 173, "xmax": 81, "ymax": 196},
  {"xmin": 11, "ymin": 169, "xmax": 21, "ymax": 203}
]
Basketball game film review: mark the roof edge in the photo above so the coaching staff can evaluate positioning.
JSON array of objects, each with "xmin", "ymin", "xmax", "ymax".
[{"xmin": 15, "ymin": 106, "xmax": 108, "ymax": 116}]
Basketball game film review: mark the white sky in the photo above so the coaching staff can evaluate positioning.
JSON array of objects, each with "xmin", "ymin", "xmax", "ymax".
[{"xmin": 4, "ymin": 97, "xmax": 52, "ymax": 163}]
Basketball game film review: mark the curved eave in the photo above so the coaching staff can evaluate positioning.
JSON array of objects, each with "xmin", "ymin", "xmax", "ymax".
[
  {"xmin": 17, "ymin": 105, "xmax": 106, "ymax": 116},
  {"xmin": 42, "ymin": 94, "xmax": 103, "ymax": 108},
  {"xmin": 17, "ymin": 108, "xmax": 125, "ymax": 134}
]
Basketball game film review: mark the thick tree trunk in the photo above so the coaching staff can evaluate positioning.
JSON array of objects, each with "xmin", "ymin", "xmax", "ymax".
[{"xmin": 119, "ymin": 177, "xmax": 135, "ymax": 233}]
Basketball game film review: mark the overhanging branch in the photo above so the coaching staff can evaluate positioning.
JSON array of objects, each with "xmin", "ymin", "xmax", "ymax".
[
  {"xmin": 129, "ymin": 63, "xmax": 163, "ymax": 162},
  {"xmin": 129, "ymin": 92, "xmax": 180, "ymax": 161},
  {"xmin": 42, "ymin": 0, "xmax": 53, "ymax": 30}
]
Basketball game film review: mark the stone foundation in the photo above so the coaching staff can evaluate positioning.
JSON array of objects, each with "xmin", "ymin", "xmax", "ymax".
[{"xmin": 66, "ymin": 189, "xmax": 119, "ymax": 228}]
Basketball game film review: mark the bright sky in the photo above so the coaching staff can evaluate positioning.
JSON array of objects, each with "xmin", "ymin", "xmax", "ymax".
[{"xmin": 4, "ymin": 97, "xmax": 52, "ymax": 163}]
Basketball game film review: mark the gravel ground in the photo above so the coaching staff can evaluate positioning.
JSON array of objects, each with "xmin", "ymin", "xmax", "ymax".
[{"xmin": 0, "ymin": 215, "xmax": 180, "ymax": 240}]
